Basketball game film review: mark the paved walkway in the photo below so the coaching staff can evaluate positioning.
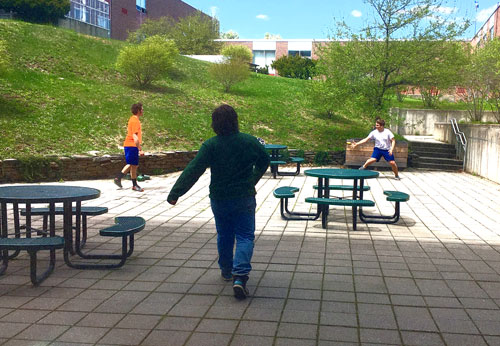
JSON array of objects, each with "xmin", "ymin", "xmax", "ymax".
[{"xmin": 1, "ymin": 167, "xmax": 500, "ymax": 346}]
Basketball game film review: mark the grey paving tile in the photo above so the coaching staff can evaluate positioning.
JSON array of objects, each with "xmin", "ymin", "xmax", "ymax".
[
  {"xmin": 401, "ymin": 331, "xmax": 445, "ymax": 346},
  {"xmin": 141, "ymin": 330, "xmax": 190, "ymax": 346},
  {"xmin": 56, "ymin": 326, "xmax": 109, "ymax": 343},
  {"xmin": 115, "ymin": 314, "xmax": 161, "ymax": 329},
  {"xmin": 14, "ymin": 324, "xmax": 69, "ymax": 341},
  {"xmin": 97, "ymin": 328, "xmax": 149, "ymax": 345},
  {"xmin": 442, "ymin": 333, "xmax": 488, "ymax": 346},
  {"xmin": 359, "ymin": 328, "xmax": 402, "ymax": 344},
  {"xmin": 185, "ymin": 332, "xmax": 232, "ymax": 346},
  {"xmin": 236, "ymin": 320, "xmax": 278, "ymax": 336},
  {"xmin": 196, "ymin": 318, "xmax": 238, "ymax": 333},
  {"xmin": 394, "ymin": 306, "xmax": 438, "ymax": 332},
  {"xmin": 76, "ymin": 312, "xmax": 124, "ymax": 327},
  {"xmin": 318, "ymin": 325, "xmax": 358, "ymax": 343},
  {"xmin": 229, "ymin": 335, "xmax": 273, "ymax": 346}
]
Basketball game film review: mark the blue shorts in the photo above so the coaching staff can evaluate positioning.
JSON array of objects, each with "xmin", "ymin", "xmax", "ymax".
[
  {"xmin": 124, "ymin": 147, "xmax": 139, "ymax": 165},
  {"xmin": 371, "ymin": 147, "xmax": 395, "ymax": 162}
]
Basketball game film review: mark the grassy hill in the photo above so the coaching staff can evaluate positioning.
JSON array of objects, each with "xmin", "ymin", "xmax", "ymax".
[{"xmin": 0, "ymin": 19, "xmax": 369, "ymax": 160}]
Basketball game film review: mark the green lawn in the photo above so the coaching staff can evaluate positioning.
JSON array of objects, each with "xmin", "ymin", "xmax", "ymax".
[{"xmin": 0, "ymin": 20, "xmax": 468, "ymax": 160}]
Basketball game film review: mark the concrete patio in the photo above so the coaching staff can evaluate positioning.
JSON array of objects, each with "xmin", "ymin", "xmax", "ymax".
[{"xmin": 1, "ymin": 166, "xmax": 500, "ymax": 346}]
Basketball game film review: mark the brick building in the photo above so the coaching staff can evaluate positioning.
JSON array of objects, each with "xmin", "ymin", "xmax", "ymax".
[
  {"xmin": 471, "ymin": 3, "xmax": 500, "ymax": 47},
  {"xmin": 219, "ymin": 39, "xmax": 330, "ymax": 74},
  {"xmin": 65, "ymin": 0, "xmax": 208, "ymax": 41},
  {"xmin": 110, "ymin": 0, "xmax": 207, "ymax": 41}
]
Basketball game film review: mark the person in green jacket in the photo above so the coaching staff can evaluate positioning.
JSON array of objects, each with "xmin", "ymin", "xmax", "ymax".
[{"xmin": 167, "ymin": 104, "xmax": 270, "ymax": 299}]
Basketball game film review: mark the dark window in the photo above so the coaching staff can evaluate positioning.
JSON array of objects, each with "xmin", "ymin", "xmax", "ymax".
[
  {"xmin": 288, "ymin": 50, "xmax": 312, "ymax": 58},
  {"xmin": 136, "ymin": 0, "xmax": 146, "ymax": 13}
]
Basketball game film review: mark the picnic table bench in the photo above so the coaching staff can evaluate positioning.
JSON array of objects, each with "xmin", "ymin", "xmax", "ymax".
[
  {"xmin": 64, "ymin": 216, "xmax": 146, "ymax": 269},
  {"xmin": 0, "ymin": 236, "xmax": 65, "ymax": 286},
  {"xmin": 20, "ymin": 206, "xmax": 108, "ymax": 251}
]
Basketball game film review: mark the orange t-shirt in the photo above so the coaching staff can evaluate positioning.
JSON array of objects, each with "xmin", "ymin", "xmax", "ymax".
[{"xmin": 123, "ymin": 115, "xmax": 142, "ymax": 147}]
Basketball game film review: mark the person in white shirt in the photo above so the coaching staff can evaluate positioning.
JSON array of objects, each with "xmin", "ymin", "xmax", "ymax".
[{"xmin": 351, "ymin": 118, "xmax": 400, "ymax": 180}]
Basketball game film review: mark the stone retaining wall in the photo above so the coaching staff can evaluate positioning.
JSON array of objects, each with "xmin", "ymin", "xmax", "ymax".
[
  {"xmin": 0, "ymin": 150, "xmax": 346, "ymax": 183},
  {"xmin": 0, "ymin": 151, "xmax": 198, "ymax": 183}
]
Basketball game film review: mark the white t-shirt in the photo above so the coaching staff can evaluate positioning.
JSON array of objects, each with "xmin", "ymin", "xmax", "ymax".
[{"xmin": 369, "ymin": 128, "xmax": 394, "ymax": 151}]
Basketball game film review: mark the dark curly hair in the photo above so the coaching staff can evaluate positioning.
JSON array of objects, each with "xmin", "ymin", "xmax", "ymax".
[
  {"xmin": 211, "ymin": 104, "xmax": 239, "ymax": 136},
  {"xmin": 131, "ymin": 103, "xmax": 143, "ymax": 115}
]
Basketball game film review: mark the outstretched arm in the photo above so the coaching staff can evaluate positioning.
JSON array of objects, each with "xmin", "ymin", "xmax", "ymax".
[{"xmin": 352, "ymin": 136, "xmax": 370, "ymax": 148}]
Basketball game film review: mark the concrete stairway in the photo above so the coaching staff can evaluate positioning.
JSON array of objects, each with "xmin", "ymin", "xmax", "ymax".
[{"xmin": 407, "ymin": 138, "xmax": 463, "ymax": 171}]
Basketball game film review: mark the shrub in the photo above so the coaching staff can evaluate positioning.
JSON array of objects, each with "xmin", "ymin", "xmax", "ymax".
[
  {"xmin": 256, "ymin": 65, "xmax": 269, "ymax": 75},
  {"xmin": 116, "ymin": 35, "xmax": 178, "ymax": 87},
  {"xmin": 1, "ymin": 0, "xmax": 70, "ymax": 24},
  {"xmin": 313, "ymin": 151, "xmax": 330, "ymax": 165},
  {"xmin": 209, "ymin": 60, "xmax": 250, "ymax": 92},
  {"xmin": 221, "ymin": 45, "xmax": 252, "ymax": 63},
  {"xmin": 271, "ymin": 55, "xmax": 316, "ymax": 79}
]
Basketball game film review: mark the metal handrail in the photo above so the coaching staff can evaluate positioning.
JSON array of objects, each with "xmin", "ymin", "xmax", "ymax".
[{"xmin": 450, "ymin": 118, "xmax": 467, "ymax": 170}]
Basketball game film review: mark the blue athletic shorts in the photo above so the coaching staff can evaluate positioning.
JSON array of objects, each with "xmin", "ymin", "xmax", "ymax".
[
  {"xmin": 124, "ymin": 147, "xmax": 139, "ymax": 165},
  {"xmin": 371, "ymin": 147, "xmax": 395, "ymax": 162}
]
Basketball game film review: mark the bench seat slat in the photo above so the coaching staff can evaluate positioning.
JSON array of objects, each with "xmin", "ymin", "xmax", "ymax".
[
  {"xmin": 273, "ymin": 186, "xmax": 299, "ymax": 199},
  {"xmin": 383, "ymin": 191, "xmax": 410, "ymax": 202},
  {"xmin": 305, "ymin": 197, "xmax": 375, "ymax": 207},
  {"xmin": 290, "ymin": 157, "xmax": 305, "ymax": 163},
  {"xmin": 313, "ymin": 185, "xmax": 371, "ymax": 191},
  {"xmin": 99, "ymin": 216, "xmax": 146, "ymax": 237},
  {"xmin": 21, "ymin": 206, "xmax": 108, "ymax": 216},
  {"xmin": 0, "ymin": 237, "xmax": 64, "ymax": 250},
  {"xmin": 270, "ymin": 160, "xmax": 286, "ymax": 165}
]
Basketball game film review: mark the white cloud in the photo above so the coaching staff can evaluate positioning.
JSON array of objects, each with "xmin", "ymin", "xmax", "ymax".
[
  {"xmin": 476, "ymin": 4, "xmax": 498, "ymax": 23},
  {"xmin": 256, "ymin": 14, "xmax": 269, "ymax": 20},
  {"xmin": 429, "ymin": 6, "xmax": 457, "ymax": 15},
  {"xmin": 351, "ymin": 10, "xmax": 362, "ymax": 17},
  {"xmin": 210, "ymin": 6, "xmax": 218, "ymax": 17}
]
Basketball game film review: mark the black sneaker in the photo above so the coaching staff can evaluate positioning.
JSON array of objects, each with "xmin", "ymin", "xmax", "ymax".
[
  {"xmin": 221, "ymin": 271, "xmax": 232, "ymax": 282},
  {"xmin": 233, "ymin": 276, "xmax": 249, "ymax": 299},
  {"xmin": 113, "ymin": 177, "xmax": 122, "ymax": 188}
]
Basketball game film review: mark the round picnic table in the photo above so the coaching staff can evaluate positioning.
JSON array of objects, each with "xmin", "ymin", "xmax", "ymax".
[
  {"xmin": 304, "ymin": 168, "xmax": 379, "ymax": 228},
  {"xmin": 0, "ymin": 185, "xmax": 100, "ymax": 265}
]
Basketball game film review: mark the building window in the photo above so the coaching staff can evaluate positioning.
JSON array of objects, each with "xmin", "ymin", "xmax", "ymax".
[
  {"xmin": 288, "ymin": 50, "xmax": 311, "ymax": 58},
  {"xmin": 67, "ymin": 0, "xmax": 109, "ymax": 29},
  {"xmin": 253, "ymin": 50, "xmax": 276, "ymax": 73},
  {"xmin": 490, "ymin": 26, "xmax": 495, "ymax": 40},
  {"xmin": 136, "ymin": 0, "xmax": 146, "ymax": 13}
]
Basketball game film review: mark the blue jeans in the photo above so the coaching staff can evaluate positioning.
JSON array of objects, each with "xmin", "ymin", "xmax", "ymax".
[{"xmin": 210, "ymin": 196, "xmax": 256, "ymax": 277}]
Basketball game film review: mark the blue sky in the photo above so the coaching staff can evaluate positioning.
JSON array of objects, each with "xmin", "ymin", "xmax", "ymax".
[{"xmin": 186, "ymin": 0, "xmax": 500, "ymax": 39}]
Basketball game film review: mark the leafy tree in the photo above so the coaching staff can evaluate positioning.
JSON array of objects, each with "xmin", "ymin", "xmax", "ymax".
[
  {"xmin": 410, "ymin": 41, "xmax": 467, "ymax": 108},
  {"xmin": 316, "ymin": 0, "xmax": 468, "ymax": 119},
  {"xmin": 221, "ymin": 45, "xmax": 252, "ymax": 63},
  {"xmin": 127, "ymin": 17, "xmax": 174, "ymax": 44},
  {"xmin": 0, "ymin": 0, "xmax": 70, "ymax": 24},
  {"xmin": 221, "ymin": 30, "xmax": 239, "ymax": 39},
  {"xmin": 271, "ymin": 55, "xmax": 316, "ymax": 79},
  {"xmin": 459, "ymin": 38, "xmax": 500, "ymax": 122},
  {"xmin": 127, "ymin": 12, "xmax": 222, "ymax": 54},
  {"xmin": 209, "ymin": 60, "xmax": 250, "ymax": 92},
  {"xmin": 169, "ymin": 12, "xmax": 222, "ymax": 54},
  {"xmin": 116, "ymin": 35, "xmax": 178, "ymax": 87}
]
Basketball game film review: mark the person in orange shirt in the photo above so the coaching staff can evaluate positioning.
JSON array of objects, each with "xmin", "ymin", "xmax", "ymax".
[{"xmin": 114, "ymin": 103, "xmax": 145, "ymax": 192}]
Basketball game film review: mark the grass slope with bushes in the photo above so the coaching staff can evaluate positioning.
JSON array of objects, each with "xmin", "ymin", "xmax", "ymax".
[{"xmin": 0, "ymin": 20, "xmax": 369, "ymax": 160}]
